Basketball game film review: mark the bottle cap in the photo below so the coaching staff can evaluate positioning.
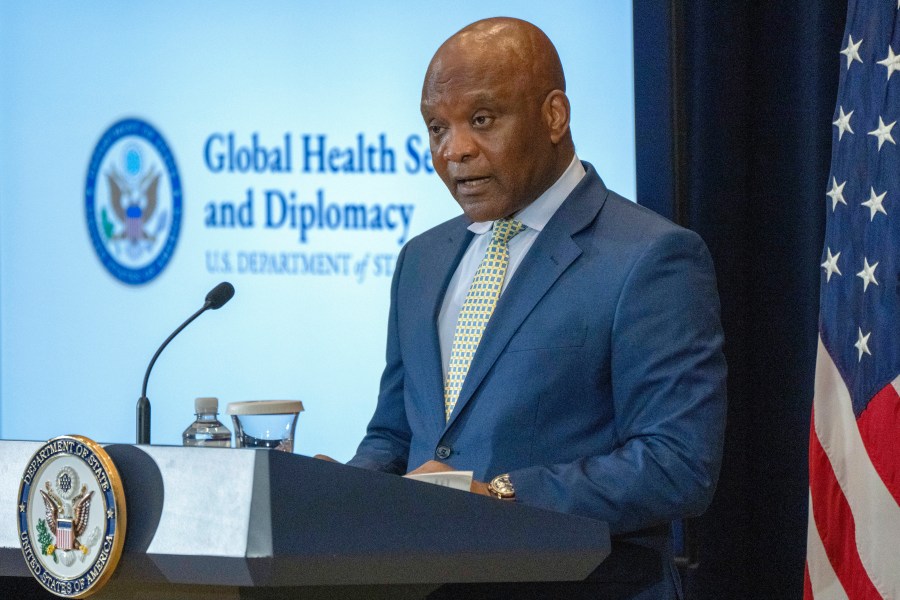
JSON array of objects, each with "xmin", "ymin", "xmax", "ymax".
[{"xmin": 194, "ymin": 397, "xmax": 219, "ymax": 414}]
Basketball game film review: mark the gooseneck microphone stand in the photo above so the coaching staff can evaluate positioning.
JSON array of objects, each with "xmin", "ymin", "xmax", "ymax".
[{"xmin": 136, "ymin": 282, "xmax": 234, "ymax": 444}]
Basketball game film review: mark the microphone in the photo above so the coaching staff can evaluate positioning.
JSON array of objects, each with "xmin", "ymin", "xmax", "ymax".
[
  {"xmin": 136, "ymin": 282, "xmax": 235, "ymax": 444},
  {"xmin": 205, "ymin": 281, "xmax": 235, "ymax": 309}
]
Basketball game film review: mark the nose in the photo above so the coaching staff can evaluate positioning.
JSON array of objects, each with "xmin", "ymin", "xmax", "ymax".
[{"xmin": 441, "ymin": 128, "xmax": 477, "ymax": 163}]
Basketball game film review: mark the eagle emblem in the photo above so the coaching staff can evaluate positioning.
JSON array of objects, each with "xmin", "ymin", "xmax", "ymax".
[
  {"xmin": 85, "ymin": 118, "xmax": 182, "ymax": 285},
  {"xmin": 102, "ymin": 159, "xmax": 169, "ymax": 260},
  {"xmin": 36, "ymin": 467, "xmax": 101, "ymax": 567},
  {"xmin": 18, "ymin": 435, "xmax": 127, "ymax": 597}
]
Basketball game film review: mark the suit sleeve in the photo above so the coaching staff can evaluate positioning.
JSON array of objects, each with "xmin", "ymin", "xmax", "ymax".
[
  {"xmin": 508, "ymin": 228, "xmax": 727, "ymax": 535},
  {"xmin": 346, "ymin": 244, "xmax": 412, "ymax": 475}
]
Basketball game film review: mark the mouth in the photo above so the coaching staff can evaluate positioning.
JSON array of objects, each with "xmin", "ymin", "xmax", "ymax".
[{"xmin": 454, "ymin": 176, "xmax": 491, "ymax": 193}]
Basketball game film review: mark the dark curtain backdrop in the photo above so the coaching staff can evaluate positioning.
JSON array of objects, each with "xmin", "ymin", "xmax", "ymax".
[{"xmin": 635, "ymin": 1, "xmax": 846, "ymax": 598}]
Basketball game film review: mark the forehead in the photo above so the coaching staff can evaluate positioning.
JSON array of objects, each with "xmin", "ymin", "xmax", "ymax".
[{"xmin": 420, "ymin": 50, "xmax": 526, "ymax": 114}]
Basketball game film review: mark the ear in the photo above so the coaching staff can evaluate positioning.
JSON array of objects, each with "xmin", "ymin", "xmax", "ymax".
[{"xmin": 543, "ymin": 90, "xmax": 571, "ymax": 144}]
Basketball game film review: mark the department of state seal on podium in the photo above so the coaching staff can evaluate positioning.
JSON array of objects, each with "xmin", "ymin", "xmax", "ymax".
[{"xmin": 17, "ymin": 435, "xmax": 126, "ymax": 598}]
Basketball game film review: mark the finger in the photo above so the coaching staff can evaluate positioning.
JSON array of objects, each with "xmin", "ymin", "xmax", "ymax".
[{"xmin": 313, "ymin": 454, "xmax": 339, "ymax": 463}]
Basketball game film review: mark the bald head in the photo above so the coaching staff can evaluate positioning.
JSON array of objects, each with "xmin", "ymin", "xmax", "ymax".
[
  {"xmin": 424, "ymin": 17, "xmax": 566, "ymax": 103},
  {"xmin": 421, "ymin": 18, "xmax": 575, "ymax": 222}
]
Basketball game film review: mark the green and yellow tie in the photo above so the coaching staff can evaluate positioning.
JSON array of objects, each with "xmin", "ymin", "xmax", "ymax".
[{"xmin": 444, "ymin": 218, "xmax": 526, "ymax": 421}]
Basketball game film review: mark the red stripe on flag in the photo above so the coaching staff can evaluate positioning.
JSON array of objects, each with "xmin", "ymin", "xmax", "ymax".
[
  {"xmin": 808, "ymin": 410, "xmax": 881, "ymax": 599},
  {"xmin": 856, "ymin": 381, "xmax": 900, "ymax": 507},
  {"xmin": 804, "ymin": 563, "xmax": 813, "ymax": 600}
]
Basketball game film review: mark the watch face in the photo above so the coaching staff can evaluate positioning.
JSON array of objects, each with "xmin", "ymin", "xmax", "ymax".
[{"xmin": 491, "ymin": 474, "xmax": 515, "ymax": 497}]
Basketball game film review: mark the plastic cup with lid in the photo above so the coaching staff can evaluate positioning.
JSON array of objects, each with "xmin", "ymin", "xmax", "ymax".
[{"xmin": 226, "ymin": 400, "xmax": 304, "ymax": 452}]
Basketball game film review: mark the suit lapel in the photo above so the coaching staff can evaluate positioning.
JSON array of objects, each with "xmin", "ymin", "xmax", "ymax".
[
  {"xmin": 406, "ymin": 218, "xmax": 473, "ymax": 434},
  {"xmin": 444, "ymin": 166, "xmax": 610, "ymax": 431}
]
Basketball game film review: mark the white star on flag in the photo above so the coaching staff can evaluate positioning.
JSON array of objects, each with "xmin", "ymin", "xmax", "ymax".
[
  {"xmin": 833, "ymin": 106, "xmax": 854, "ymax": 140},
  {"xmin": 854, "ymin": 327, "xmax": 872, "ymax": 361},
  {"xmin": 841, "ymin": 35, "xmax": 864, "ymax": 69},
  {"xmin": 861, "ymin": 187, "xmax": 887, "ymax": 220},
  {"xmin": 826, "ymin": 177, "xmax": 847, "ymax": 211},
  {"xmin": 821, "ymin": 248, "xmax": 842, "ymax": 282},
  {"xmin": 877, "ymin": 46, "xmax": 900, "ymax": 80},
  {"xmin": 868, "ymin": 116, "xmax": 896, "ymax": 150},
  {"xmin": 856, "ymin": 257, "xmax": 879, "ymax": 291}
]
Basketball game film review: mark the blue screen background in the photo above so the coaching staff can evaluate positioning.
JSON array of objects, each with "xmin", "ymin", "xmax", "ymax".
[{"xmin": 0, "ymin": 1, "xmax": 635, "ymax": 460}]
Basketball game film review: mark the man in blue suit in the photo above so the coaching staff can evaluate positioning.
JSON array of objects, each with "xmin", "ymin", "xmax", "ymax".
[{"xmin": 344, "ymin": 17, "xmax": 727, "ymax": 599}]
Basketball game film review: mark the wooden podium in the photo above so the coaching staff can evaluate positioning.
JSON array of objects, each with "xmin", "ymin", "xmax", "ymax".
[{"xmin": 0, "ymin": 440, "xmax": 610, "ymax": 599}]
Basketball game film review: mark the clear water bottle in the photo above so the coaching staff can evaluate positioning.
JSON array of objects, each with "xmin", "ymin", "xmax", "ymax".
[{"xmin": 182, "ymin": 397, "xmax": 231, "ymax": 447}]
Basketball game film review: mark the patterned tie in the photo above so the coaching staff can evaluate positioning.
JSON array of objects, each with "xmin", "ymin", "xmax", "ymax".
[{"xmin": 444, "ymin": 218, "xmax": 526, "ymax": 421}]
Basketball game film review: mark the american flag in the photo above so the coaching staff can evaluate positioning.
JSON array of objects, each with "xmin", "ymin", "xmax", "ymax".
[{"xmin": 805, "ymin": 1, "xmax": 900, "ymax": 599}]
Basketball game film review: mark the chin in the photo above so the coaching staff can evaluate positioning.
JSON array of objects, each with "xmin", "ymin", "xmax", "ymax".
[
  {"xmin": 457, "ymin": 199, "xmax": 510, "ymax": 223},
  {"xmin": 461, "ymin": 207, "xmax": 499, "ymax": 223}
]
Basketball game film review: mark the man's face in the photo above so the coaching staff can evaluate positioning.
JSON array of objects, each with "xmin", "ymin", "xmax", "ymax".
[{"xmin": 421, "ymin": 47, "xmax": 559, "ymax": 222}]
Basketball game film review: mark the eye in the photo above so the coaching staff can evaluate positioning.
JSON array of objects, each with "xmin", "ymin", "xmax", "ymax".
[
  {"xmin": 428, "ymin": 124, "xmax": 445, "ymax": 136},
  {"xmin": 472, "ymin": 115, "xmax": 492, "ymax": 127}
]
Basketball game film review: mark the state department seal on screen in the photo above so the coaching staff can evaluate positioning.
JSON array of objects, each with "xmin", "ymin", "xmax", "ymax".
[
  {"xmin": 17, "ymin": 436, "xmax": 127, "ymax": 598},
  {"xmin": 85, "ymin": 118, "xmax": 183, "ymax": 285}
]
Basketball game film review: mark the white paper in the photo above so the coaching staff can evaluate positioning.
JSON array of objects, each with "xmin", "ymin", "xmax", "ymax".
[{"xmin": 404, "ymin": 470, "xmax": 474, "ymax": 491}]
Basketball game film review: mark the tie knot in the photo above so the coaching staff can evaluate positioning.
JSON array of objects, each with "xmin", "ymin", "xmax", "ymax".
[{"xmin": 492, "ymin": 219, "xmax": 526, "ymax": 246}]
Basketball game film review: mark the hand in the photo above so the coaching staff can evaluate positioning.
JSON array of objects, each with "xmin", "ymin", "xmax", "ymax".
[
  {"xmin": 406, "ymin": 460, "xmax": 492, "ymax": 496},
  {"xmin": 405, "ymin": 459, "xmax": 454, "ymax": 475},
  {"xmin": 313, "ymin": 454, "xmax": 339, "ymax": 463},
  {"xmin": 470, "ymin": 480, "xmax": 492, "ymax": 497}
]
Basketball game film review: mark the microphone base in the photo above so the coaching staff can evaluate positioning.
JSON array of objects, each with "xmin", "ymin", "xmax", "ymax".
[{"xmin": 137, "ymin": 396, "xmax": 151, "ymax": 445}]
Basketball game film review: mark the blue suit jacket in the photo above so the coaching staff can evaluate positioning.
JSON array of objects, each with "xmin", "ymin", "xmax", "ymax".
[{"xmin": 349, "ymin": 164, "xmax": 727, "ymax": 598}]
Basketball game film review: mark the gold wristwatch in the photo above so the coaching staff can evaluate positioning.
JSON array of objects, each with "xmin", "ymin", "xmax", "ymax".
[{"xmin": 488, "ymin": 473, "xmax": 516, "ymax": 500}]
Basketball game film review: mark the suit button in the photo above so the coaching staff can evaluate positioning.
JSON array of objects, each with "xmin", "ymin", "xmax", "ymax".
[{"xmin": 435, "ymin": 445, "xmax": 452, "ymax": 460}]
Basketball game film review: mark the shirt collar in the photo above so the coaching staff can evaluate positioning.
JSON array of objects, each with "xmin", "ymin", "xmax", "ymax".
[{"xmin": 468, "ymin": 154, "xmax": 587, "ymax": 234}]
